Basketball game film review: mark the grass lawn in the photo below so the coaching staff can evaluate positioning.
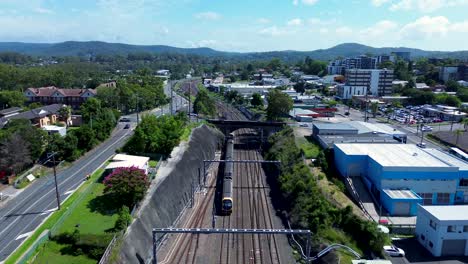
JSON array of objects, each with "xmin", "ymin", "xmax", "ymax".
[
  {"xmin": 55, "ymin": 183, "xmax": 119, "ymax": 235},
  {"xmin": 295, "ymin": 136, "xmax": 321, "ymax": 159},
  {"xmin": 32, "ymin": 241, "xmax": 95, "ymax": 264},
  {"xmin": 27, "ymin": 169, "xmax": 119, "ymax": 264},
  {"xmin": 4, "ymin": 169, "xmax": 105, "ymax": 264}
]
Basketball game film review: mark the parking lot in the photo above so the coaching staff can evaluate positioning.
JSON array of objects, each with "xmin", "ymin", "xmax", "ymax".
[{"xmin": 388, "ymin": 238, "xmax": 468, "ymax": 264}]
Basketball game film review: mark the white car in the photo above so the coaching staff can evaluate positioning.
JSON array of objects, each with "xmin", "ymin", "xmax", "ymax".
[
  {"xmin": 421, "ymin": 126, "xmax": 433, "ymax": 132},
  {"xmin": 383, "ymin": 245, "xmax": 405, "ymax": 257}
]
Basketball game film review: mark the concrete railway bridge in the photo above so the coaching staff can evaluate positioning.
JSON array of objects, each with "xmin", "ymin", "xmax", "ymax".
[{"xmin": 207, "ymin": 119, "xmax": 286, "ymax": 141}]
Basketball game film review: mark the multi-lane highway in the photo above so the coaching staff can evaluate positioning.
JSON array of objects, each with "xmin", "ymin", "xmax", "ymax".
[{"xmin": 0, "ymin": 80, "xmax": 188, "ymax": 262}]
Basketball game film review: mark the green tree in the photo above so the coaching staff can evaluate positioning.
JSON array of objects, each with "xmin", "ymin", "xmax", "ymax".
[
  {"xmin": 0, "ymin": 91, "xmax": 26, "ymax": 108},
  {"xmin": 74, "ymin": 124, "xmax": 98, "ymax": 151},
  {"xmin": 294, "ymin": 82, "xmax": 305, "ymax": 94},
  {"xmin": 193, "ymin": 89, "xmax": 216, "ymax": 117},
  {"xmin": 266, "ymin": 89, "xmax": 293, "ymax": 121},
  {"xmin": 81, "ymin": 98, "xmax": 102, "ymax": 125},
  {"xmin": 103, "ymin": 167, "xmax": 149, "ymax": 207},
  {"xmin": 370, "ymin": 102, "xmax": 379, "ymax": 118},
  {"xmin": 250, "ymin": 93, "xmax": 263, "ymax": 107},
  {"xmin": 58, "ymin": 106, "xmax": 71, "ymax": 125},
  {"xmin": 0, "ymin": 133, "xmax": 32, "ymax": 175}
]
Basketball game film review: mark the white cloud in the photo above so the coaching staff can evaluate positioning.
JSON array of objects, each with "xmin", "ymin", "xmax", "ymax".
[
  {"xmin": 400, "ymin": 16, "xmax": 450, "ymax": 39},
  {"xmin": 187, "ymin": 39, "xmax": 217, "ymax": 48},
  {"xmin": 371, "ymin": 0, "xmax": 390, "ymax": 6},
  {"xmin": 360, "ymin": 20, "xmax": 398, "ymax": 37},
  {"xmin": 287, "ymin": 18, "xmax": 302, "ymax": 26},
  {"xmin": 259, "ymin": 26, "xmax": 288, "ymax": 36},
  {"xmin": 194, "ymin": 11, "xmax": 221, "ymax": 20},
  {"xmin": 293, "ymin": 0, "xmax": 318, "ymax": 5},
  {"xmin": 335, "ymin": 26, "xmax": 353, "ymax": 35},
  {"xmin": 257, "ymin": 18, "xmax": 271, "ymax": 24},
  {"xmin": 302, "ymin": 0, "xmax": 319, "ymax": 5},
  {"xmin": 390, "ymin": 0, "xmax": 468, "ymax": 12},
  {"xmin": 34, "ymin": 7, "xmax": 54, "ymax": 14}
]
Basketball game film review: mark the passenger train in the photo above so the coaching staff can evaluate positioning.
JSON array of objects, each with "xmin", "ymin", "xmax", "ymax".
[{"xmin": 221, "ymin": 133, "xmax": 234, "ymax": 214}]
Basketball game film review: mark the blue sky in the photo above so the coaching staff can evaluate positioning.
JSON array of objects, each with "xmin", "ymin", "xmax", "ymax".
[{"xmin": 0, "ymin": 0, "xmax": 467, "ymax": 52}]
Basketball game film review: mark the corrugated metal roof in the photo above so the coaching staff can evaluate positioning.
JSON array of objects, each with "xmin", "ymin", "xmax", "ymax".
[
  {"xmin": 313, "ymin": 122, "xmax": 357, "ymax": 130},
  {"xmin": 383, "ymin": 189, "xmax": 420, "ymax": 199},
  {"xmin": 334, "ymin": 144, "xmax": 454, "ymax": 169}
]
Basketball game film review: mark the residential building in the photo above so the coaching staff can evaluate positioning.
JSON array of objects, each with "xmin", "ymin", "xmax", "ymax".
[
  {"xmin": 156, "ymin": 69, "xmax": 170, "ymax": 76},
  {"xmin": 327, "ymin": 55, "xmax": 394, "ymax": 75},
  {"xmin": 334, "ymin": 144, "xmax": 468, "ymax": 216},
  {"xmin": 105, "ymin": 154, "xmax": 150, "ymax": 175},
  {"xmin": 0, "ymin": 107, "xmax": 22, "ymax": 118},
  {"xmin": 415, "ymin": 83, "xmax": 430, "ymax": 90},
  {"xmin": 97, "ymin": 81, "xmax": 117, "ymax": 88},
  {"xmin": 416, "ymin": 205, "xmax": 468, "ymax": 257},
  {"xmin": 3, "ymin": 104, "xmax": 67, "ymax": 128},
  {"xmin": 337, "ymin": 69, "xmax": 394, "ymax": 99},
  {"xmin": 24, "ymin": 86, "xmax": 97, "ymax": 109}
]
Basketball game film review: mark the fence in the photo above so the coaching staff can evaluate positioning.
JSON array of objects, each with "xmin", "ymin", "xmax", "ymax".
[
  {"xmin": 98, "ymin": 157, "xmax": 163, "ymax": 264},
  {"xmin": 14, "ymin": 177, "xmax": 97, "ymax": 264}
]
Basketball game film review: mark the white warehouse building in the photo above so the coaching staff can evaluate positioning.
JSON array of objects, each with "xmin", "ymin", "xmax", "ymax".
[{"xmin": 416, "ymin": 205, "xmax": 468, "ymax": 257}]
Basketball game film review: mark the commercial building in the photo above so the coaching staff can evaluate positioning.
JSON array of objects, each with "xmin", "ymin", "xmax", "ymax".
[
  {"xmin": 314, "ymin": 121, "xmax": 406, "ymax": 148},
  {"xmin": 422, "ymin": 105, "xmax": 467, "ymax": 122},
  {"xmin": 24, "ymin": 86, "xmax": 97, "ymax": 109},
  {"xmin": 105, "ymin": 154, "xmax": 150, "ymax": 175},
  {"xmin": 416, "ymin": 205, "xmax": 468, "ymax": 257},
  {"xmin": 439, "ymin": 65, "xmax": 468, "ymax": 82},
  {"xmin": 337, "ymin": 69, "xmax": 394, "ymax": 99},
  {"xmin": 333, "ymin": 144, "xmax": 468, "ymax": 216}
]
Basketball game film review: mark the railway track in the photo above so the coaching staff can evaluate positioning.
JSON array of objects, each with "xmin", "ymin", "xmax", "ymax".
[{"xmin": 158, "ymin": 102, "xmax": 289, "ymax": 263}]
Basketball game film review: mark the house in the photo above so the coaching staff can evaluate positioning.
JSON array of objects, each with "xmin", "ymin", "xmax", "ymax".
[
  {"xmin": 105, "ymin": 154, "xmax": 150, "ymax": 175},
  {"xmin": 156, "ymin": 69, "xmax": 170, "ymax": 76},
  {"xmin": 5, "ymin": 104, "xmax": 67, "ymax": 128},
  {"xmin": 416, "ymin": 83, "xmax": 430, "ymax": 90},
  {"xmin": 97, "ymin": 81, "xmax": 117, "ymax": 88},
  {"xmin": 0, "ymin": 107, "xmax": 22, "ymax": 118},
  {"xmin": 416, "ymin": 205, "xmax": 468, "ymax": 257},
  {"xmin": 334, "ymin": 144, "xmax": 468, "ymax": 216},
  {"xmin": 24, "ymin": 86, "xmax": 97, "ymax": 109}
]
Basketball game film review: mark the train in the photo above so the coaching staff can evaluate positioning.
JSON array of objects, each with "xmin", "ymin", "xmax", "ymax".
[{"xmin": 221, "ymin": 133, "xmax": 234, "ymax": 215}]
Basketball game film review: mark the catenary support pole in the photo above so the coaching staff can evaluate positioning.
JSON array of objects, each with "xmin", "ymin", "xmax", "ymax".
[{"xmin": 152, "ymin": 230, "xmax": 158, "ymax": 264}]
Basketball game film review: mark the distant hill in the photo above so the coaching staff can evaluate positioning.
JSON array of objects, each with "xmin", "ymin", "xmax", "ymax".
[{"xmin": 0, "ymin": 41, "xmax": 467, "ymax": 61}]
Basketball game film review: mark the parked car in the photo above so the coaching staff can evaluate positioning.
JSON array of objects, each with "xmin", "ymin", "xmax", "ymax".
[
  {"xmin": 300, "ymin": 123, "xmax": 308, "ymax": 127},
  {"xmin": 432, "ymin": 118, "xmax": 443, "ymax": 123},
  {"xmin": 120, "ymin": 117, "xmax": 131, "ymax": 122},
  {"xmin": 383, "ymin": 245, "xmax": 405, "ymax": 257},
  {"xmin": 417, "ymin": 142, "xmax": 427, "ymax": 148}
]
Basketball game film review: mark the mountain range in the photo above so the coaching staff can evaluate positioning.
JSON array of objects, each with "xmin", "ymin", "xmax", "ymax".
[{"xmin": 0, "ymin": 41, "xmax": 467, "ymax": 61}]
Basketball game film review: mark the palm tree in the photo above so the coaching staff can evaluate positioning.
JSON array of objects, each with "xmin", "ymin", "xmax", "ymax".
[
  {"xmin": 370, "ymin": 102, "xmax": 379, "ymax": 118},
  {"xmin": 455, "ymin": 129, "xmax": 464, "ymax": 146},
  {"xmin": 385, "ymin": 108, "xmax": 394, "ymax": 123},
  {"xmin": 461, "ymin": 118, "xmax": 468, "ymax": 131}
]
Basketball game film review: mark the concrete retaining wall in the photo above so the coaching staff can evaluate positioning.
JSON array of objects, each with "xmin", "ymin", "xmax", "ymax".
[{"xmin": 118, "ymin": 125, "xmax": 223, "ymax": 264}]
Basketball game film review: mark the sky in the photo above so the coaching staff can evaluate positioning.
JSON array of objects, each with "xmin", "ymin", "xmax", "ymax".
[{"xmin": 0, "ymin": 0, "xmax": 467, "ymax": 52}]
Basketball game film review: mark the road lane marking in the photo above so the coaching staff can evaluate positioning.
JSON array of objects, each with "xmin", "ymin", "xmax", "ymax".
[
  {"xmin": 0, "ymin": 130, "xmax": 131, "ymax": 239},
  {"xmin": 64, "ymin": 189, "xmax": 75, "ymax": 195},
  {"xmin": 15, "ymin": 231, "xmax": 33, "ymax": 241},
  {"xmin": 39, "ymin": 208, "xmax": 57, "ymax": 216}
]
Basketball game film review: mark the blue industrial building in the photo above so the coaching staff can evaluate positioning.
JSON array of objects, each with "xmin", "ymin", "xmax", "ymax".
[{"xmin": 334, "ymin": 144, "xmax": 468, "ymax": 216}]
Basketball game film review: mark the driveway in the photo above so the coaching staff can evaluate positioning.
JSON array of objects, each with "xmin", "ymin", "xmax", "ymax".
[{"xmin": 390, "ymin": 238, "xmax": 468, "ymax": 264}]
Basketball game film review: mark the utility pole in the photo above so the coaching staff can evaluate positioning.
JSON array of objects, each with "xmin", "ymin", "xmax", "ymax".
[
  {"xmin": 48, "ymin": 152, "xmax": 61, "ymax": 210},
  {"xmin": 420, "ymin": 124, "xmax": 425, "ymax": 145},
  {"xmin": 136, "ymin": 94, "xmax": 140, "ymax": 124},
  {"xmin": 188, "ymin": 81, "xmax": 192, "ymax": 119},
  {"xmin": 170, "ymin": 81, "xmax": 174, "ymax": 115},
  {"xmin": 364, "ymin": 85, "xmax": 370, "ymax": 122}
]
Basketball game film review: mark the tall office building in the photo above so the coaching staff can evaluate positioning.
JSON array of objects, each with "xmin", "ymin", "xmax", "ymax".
[{"xmin": 337, "ymin": 69, "xmax": 394, "ymax": 99}]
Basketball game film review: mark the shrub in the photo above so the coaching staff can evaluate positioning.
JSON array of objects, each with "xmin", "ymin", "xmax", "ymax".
[{"xmin": 114, "ymin": 206, "xmax": 132, "ymax": 231}]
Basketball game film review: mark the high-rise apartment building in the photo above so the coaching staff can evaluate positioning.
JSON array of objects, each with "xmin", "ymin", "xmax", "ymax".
[{"xmin": 336, "ymin": 69, "xmax": 394, "ymax": 99}]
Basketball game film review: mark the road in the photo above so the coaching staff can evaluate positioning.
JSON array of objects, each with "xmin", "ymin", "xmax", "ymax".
[{"xmin": 0, "ymin": 80, "xmax": 188, "ymax": 262}]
